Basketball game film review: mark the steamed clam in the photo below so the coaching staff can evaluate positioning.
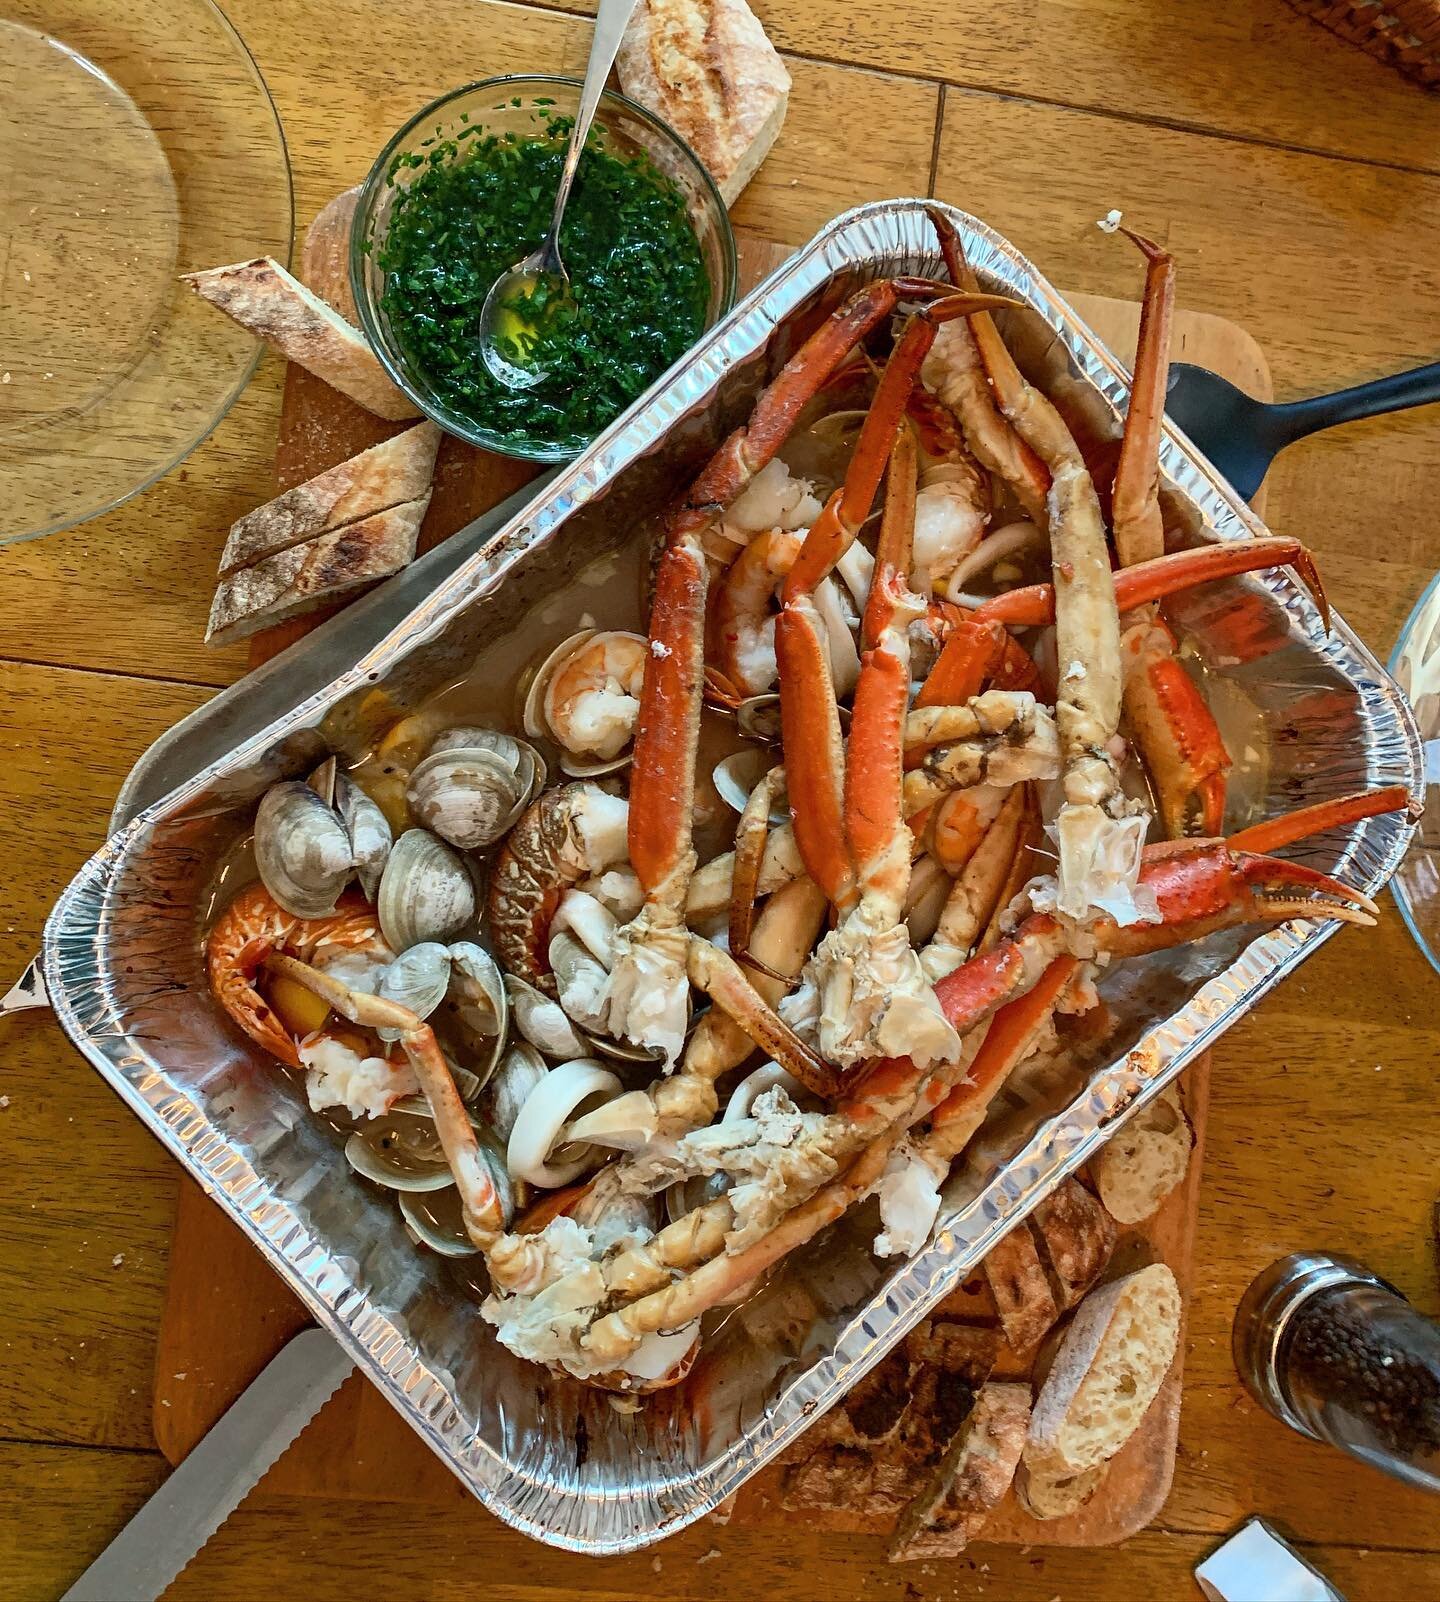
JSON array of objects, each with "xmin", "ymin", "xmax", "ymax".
[
  {"xmin": 522, "ymin": 629, "xmax": 648, "ymax": 776},
  {"xmin": 254, "ymin": 781, "xmax": 356, "ymax": 919},
  {"xmin": 377, "ymin": 829, "xmax": 476, "ymax": 952},
  {"xmin": 407, "ymin": 730, "xmax": 545, "ymax": 851},
  {"xmin": 335, "ymin": 770, "xmax": 393, "ymax": 900},
  {"xmin": 504, "ymin": 975, "xmax": 589, "ymax": 1060},
  {"xmin": 481, "ymin": 1041, "xmax": 549, "ymax": 1145},
  {"xmin": 375, "ymin": 941, "xmax": 452, "ymax": 1042},
  {"xmin": 442, "ymin": 942, "xmax": 509, "ymax": 1086},
  {"xmin": 344, "ymin": 1112, "xmax": 455, "ymax": 1192}
]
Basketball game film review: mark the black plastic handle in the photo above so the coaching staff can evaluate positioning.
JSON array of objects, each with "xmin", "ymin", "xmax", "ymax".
[{"xmin": 1272, "ymin": 361, "xmax": 1440, "ymax": 445}]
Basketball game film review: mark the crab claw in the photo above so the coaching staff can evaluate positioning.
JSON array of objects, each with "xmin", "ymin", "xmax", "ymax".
[{"xmin": 1232, "ymin": 852, "xmax": 1378, "ymax": 924}]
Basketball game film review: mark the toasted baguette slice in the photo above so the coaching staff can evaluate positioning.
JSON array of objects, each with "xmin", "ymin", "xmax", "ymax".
[
  {"xmin": 888, "ymin": 1383, "xmax": 1031, "ymax": 1562},
  {"xmin": 1015, "ymin": 1459, "xmax": 1106, "ymax": 1521},
  {"xmin": 617, "ymin": 0, "xmax": 790, "ymax": 206},
  {"xmin": 183, "ymin": 257, "xmax": 420, "ymax": 421},
  {"xmin": 983, "ymin": 1220, "xmax": 1059, "ymax": 1355},
  {"xmin": 1024, "ymin": 1263, "xmax": 1181, "ymax": 1475},
  {"xmin": 205, "ymin": 498, "xmax": 426, "ymax": 645},
  {"xmin": 1093, "ymin": 1086, "xmax": 1193, "ymax": 1225},
  {"xmin": 1031, "ymin": 1177, "xmax": 1117, "ymax": 1310},
  {"xmin": 219, "ymin": 422, "xmax": 441, "ymax": 577}
]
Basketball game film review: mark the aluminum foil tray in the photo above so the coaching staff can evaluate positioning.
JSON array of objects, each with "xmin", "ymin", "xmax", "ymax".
[{"xmin": 45, "ymin": 200, "xmax": 1421, "ymax": 1552}]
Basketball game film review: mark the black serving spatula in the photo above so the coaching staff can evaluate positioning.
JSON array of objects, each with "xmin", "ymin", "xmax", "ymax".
[{"xmin": 1165, "ymin": 359, "xmax": 1440, "ymax": 503}]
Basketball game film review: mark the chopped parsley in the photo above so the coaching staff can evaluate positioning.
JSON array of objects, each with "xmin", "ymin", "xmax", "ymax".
[{"xmin": 374, "ymin": 115, "xmax": 709, "ymax": 452}]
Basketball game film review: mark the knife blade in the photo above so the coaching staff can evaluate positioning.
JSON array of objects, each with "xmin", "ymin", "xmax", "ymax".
[{"xmin": 61, "ymin": 1330, "xmax": 356, "ymax": 1602}]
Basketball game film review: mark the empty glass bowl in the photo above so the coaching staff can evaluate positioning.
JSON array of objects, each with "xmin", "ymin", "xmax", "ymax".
[{"xmin": 1388, "ymin": 573, "xmax": 1440, "ymax": 975}]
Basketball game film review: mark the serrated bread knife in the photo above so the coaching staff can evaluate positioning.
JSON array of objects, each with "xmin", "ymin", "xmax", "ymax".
[{"xmin": 61, "ymin": 1330, "xmax": 356, "ymax": 1602}]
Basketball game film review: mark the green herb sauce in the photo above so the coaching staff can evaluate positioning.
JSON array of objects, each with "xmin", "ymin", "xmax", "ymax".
[{"xmin": 374, "ymin": 111, "xmax": 710, "ymax": 451}]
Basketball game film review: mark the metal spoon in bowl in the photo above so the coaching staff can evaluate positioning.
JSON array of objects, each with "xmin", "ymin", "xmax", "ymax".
[{"xmin": 478, "ymin": 0, "xmax": 640, "ymax": 390}]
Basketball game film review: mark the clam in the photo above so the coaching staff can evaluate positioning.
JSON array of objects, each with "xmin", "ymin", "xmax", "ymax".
[
  {"xmin": 480, "ymin": 1041, "xmax": 548, "ymax": 1144},
  {"xmin": 375, "ymin": 941, "xmax": 452, "ymax": 1042},
  {"xmin": 335, "ymin": 770, "xmax": 393, "ymax": 901},
  {"xmin": 377, "ymin": 829, "xmax": 476, "ymax": 952},
  {"xmin": 734, "ymin": 692, "xmax": 849, "ymax": 748},
  {"xmin": 443, "ymin": 942, "xmax": 509, "ymax": 1086},
  {"xmin": 505, "ymin": 974, "xmax": 589, "ymax": 1059},
  {"xmin": 713, "ymin": 750, "xmax": 789, "ymax": 826},
  {"xmin": 398, "ymin": 1126, "xmax": 514, "ymax": 1256},
  {"xmin": 254, "ymin": 781, "xmax": 356, "ymax": 918},
  {"xmin": 521, "ymin": 629, "xmax": 648, "ymax": 777},
  {"xmin": 344, "ymin": 1113, "xmax": 455, "ymax": 1192},
  {"xmin": 407, "ymin": 745, "xmax": 533, "ymax": 852},
  {"xmin": 547, "ymin": 929, "xmax": 610, "ymax": 1035},
  {"xmin": 431, "ymin": 726, "xmax": 546, "ymax": 804}
]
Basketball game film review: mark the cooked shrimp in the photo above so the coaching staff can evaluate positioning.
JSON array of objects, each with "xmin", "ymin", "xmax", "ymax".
[{"xmin": 544, "ymin": 630, "xmax": 649, "ymax": 762}]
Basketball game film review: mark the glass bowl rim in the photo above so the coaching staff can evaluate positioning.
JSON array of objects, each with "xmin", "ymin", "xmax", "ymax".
[
  {"xmin": 349, "ymin": 72, "xmax": 739, "ymax": 463},
  {"xmin": 1387, "ymin": 570, "xmax": 1440, "ymax": 980}
]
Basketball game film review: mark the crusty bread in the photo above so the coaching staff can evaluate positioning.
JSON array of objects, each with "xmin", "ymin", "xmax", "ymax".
[
  {"xmin": 888, "ymin": 1382, "xmax": 1031, "ymax": 1562},
  {"xmin": 617, "ymin": 0, "xmax": 790, "ymax": 206},
  {"xmin": 1093, "ymin": 1086, "xmax": 1193, "ymax": 1225},
  {"xmin": 983, "ymin": 1220, "xmax": 1059, "ymax": 1356},
  {"xmin": 1015, "ymin": 1459, "xmax": 1106, "ymax": 1521},
  {"xmin": 205, "ymin": 497, "xmax": 427, "ymax": 645},
  {"xmin": 183, "ymin": 257, "xmax": 420, "ymax": 421},
  {"xmin": 219, "ymin": 422, "xmax": 440, "ymax": 577},
  {"xmin": 1024, "ymin": 1263, "xmax": 1181, "ymax": 1476},
  {"xmin": 1031, "ymin": 1178, "xmax": 1117, "ymax": 1310}
]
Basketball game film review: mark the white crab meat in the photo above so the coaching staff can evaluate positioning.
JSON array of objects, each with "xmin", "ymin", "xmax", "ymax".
[
  {"xmin": 624, "ymin": 1087, "xmax": 840, "ymax": 1250},
  {"xmin": 602, "ymin": 906, "xmax": 691, "ymax": 1068},
  {"xmin": 912, "ymin": 479, "xmax": 986, "ymax": 596},
  {"xmin": 581, "ymin": 866, "xmax": 644, "ymax": 921},
  {"xmin": 297, "ymin": 1033, "xmax": 417, "ymax": 1120},
  {"xmin": 871, "ymin": 1141, "xmax": 949, "ymax": 1259},
  {"xmin": 1037, "ymin": 807, "xmax": 1159, "ymax": 927},
  {"xmin": 311, "ymin": 947, "xmax": 390, "ymax": 993},
  {"xmin": 780, "ymin": 910, "xmax": 962, "ymax": 1072},
  {"xmin": 717, "ymin": 458, "xmax": 823, "ymax": 547}
]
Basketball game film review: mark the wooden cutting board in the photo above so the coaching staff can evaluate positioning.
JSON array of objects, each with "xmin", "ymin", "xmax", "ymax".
[{"xmin": 151, "ymin": 191, "xmax": 1269, "ymax": 1542}]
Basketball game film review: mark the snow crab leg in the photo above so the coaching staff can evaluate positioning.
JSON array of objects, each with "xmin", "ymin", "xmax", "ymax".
[
  {"xmin": 605, "ymin": 274, "xmax": 1015, "ymax": 1065},
  {"xmin": 575, "ymin": 794, "xmax": 1394, "ymax": 1369}
]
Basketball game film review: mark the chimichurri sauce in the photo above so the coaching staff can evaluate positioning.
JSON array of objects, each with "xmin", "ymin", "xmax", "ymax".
[{"xmin": 374, "ymin": 111, "xmax": 710, "ymax": 451}]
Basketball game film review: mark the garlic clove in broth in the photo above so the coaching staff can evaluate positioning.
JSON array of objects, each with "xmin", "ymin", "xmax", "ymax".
[
  {"xmin": 254, "ymin": 780, "xmax": 356, "ymax": 918},
  {"xmin": 407, "ymin": 746, "xmax": 528, "ymax": 851},
  {"xmin": 335, "ymin": 770, "xmax": 393, "ymax": 902},
  {"xmin": 377, "ymin": 828, "xmax": 476, "ymax": 953},
  {"xmin": 375, "ymin": 941, "xmax": 452, "ymax": 1042}
]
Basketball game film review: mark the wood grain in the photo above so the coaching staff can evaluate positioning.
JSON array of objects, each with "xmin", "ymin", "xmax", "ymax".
[
  {"xmin": 5, "ymin": 0, "xmax": 1440, "ymax": 1595},
  {"xmin": 542, "ymin": 0, "xmax": 1440, "ymax": 174}
]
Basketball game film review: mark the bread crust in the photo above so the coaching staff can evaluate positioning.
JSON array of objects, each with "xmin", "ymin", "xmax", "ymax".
[
  {"xmin": 205, "ymin": 496, "xmax": 428, "ymax": 645},
  {"xmin": 1093, "ymin": 1085, "xmax": 1193, "ymax": 1224},
  {"xmin": 617, "ymin": 0, "xmax": 790, "ymax": 205},
  {"xmin": 219, "ymin": 422, "xmax": 440, "ymax": 576},
  {"xmin": 183, "ymin": 257, "xmax": 420, "ymax": 421},
  {"xmin": 887, "ymin": 1382, "xmax": 1031, "ymax": 1561}
]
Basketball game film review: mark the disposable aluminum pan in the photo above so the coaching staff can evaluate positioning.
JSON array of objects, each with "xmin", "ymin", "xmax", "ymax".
[{"xmin": 44, "ymin": 200, "xmax": 1421, "ymax": 1552}]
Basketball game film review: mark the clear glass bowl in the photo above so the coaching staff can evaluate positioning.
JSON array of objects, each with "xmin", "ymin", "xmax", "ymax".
[
  {"xmin": 1388, "ymin": 574, "xmax": 1440, "ymax": 976},
  {"xmin": 0, "ymin": 0, "xmax": 292, "ymax": 544},
  {"xmin": 350, "ymin": 75, "xmax": 738, "ymax": 463}
]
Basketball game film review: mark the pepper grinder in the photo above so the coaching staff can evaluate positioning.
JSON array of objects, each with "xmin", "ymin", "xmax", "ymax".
[{"xmin": 1234, "ymin": 1251, "xmax": 1440, "ymax": 1493}]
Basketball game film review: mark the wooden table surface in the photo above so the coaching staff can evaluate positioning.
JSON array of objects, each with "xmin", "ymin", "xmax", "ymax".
[{"xmin": 3, "ymin": 2, "xmax": 1440, "ymax": 1597}]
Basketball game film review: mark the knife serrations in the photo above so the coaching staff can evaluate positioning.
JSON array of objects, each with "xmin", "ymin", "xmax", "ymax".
[{"xmin": 61, "ymin": 1330, "xmax": 355, "ymax": 1602}]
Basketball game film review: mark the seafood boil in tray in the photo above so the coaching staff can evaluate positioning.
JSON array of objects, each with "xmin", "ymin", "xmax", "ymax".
[
  {"xmin": 205, "ymin": 206, "xmax": 1407, "ymax": 1388},
  {"xmin": 46, "ymin": 198, "xmax": 1419, "ymax": 1553}
]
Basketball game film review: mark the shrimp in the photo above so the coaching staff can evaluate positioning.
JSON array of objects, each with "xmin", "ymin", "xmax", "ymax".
[
  {"xmin": 543, "ymin": 630, "xmax": 649, "ymax": 763},
  {"xmin": 206, "ymin": 883, "xmax": 392, "ymax": 1067}
]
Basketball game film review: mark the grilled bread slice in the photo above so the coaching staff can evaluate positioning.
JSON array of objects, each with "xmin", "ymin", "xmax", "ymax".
[
  {"xmin": 1024, "ymin": 1262, "xmax": 1181, "ymax": 1476},
  {"xmin": 183, "ymin": 257, "xmax": 419, "ymax": 420},
  {"xmin": 218, "ymin": 422, "xmax": 440, "ymax": 578},
  {"xmin": 1093, "ymin": 1086, "xmax": 1193, "ymax": 1224},
  {"xmin": 617, "ymin": 0, "xmax": 790, "ymax": 206}
]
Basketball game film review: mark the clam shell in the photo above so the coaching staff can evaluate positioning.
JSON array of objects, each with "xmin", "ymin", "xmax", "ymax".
[
  {"xmin": 713, "ymin": 750, "xmax": 788, "ymax": 825},
  {"xmin": 254, "ymin": 781, "xmax": 355, "ymax": 918},
  {"xmin": 431, "ymin": 727, "xmax": 546, "ymax": 808},
  {"xmin": 400, "ymin": 1127, "xmax": 513, "ymax": 1255},
  {"xmin": 345, "ymin": 1114, "xmax": 454, "ymax": 1192},
  {"xmin": 504, "ymin": 974, "xmax": 589, "ymax": 1059},
  {"xmin": 407, "ymin": 746, "xmax": 528, "ymax": 851},
  {"xmin": 375, "ymin": 941, "xmax": 452, "ymax": 1043},
  {"xmin": 735, "ymin": 693, "xmax": 848, "ymax": 747},
  {"xmin": 521, "ymin": 630, "xmax": 643, "ymax": 778},
  {"xmin": 443, "ymin": 942, "xmax": 509, "ymax": 1088},
  {"xmin": 480, "ymin": 1041, "xmax": 548, "ymax": 1144},
  {"xmin": 377, "ymin": 829, "xmax": 475, "ymax": 952},
  {"xmin": 335, "ymin": 770, "xmax": 393, "ymax": 902}
]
